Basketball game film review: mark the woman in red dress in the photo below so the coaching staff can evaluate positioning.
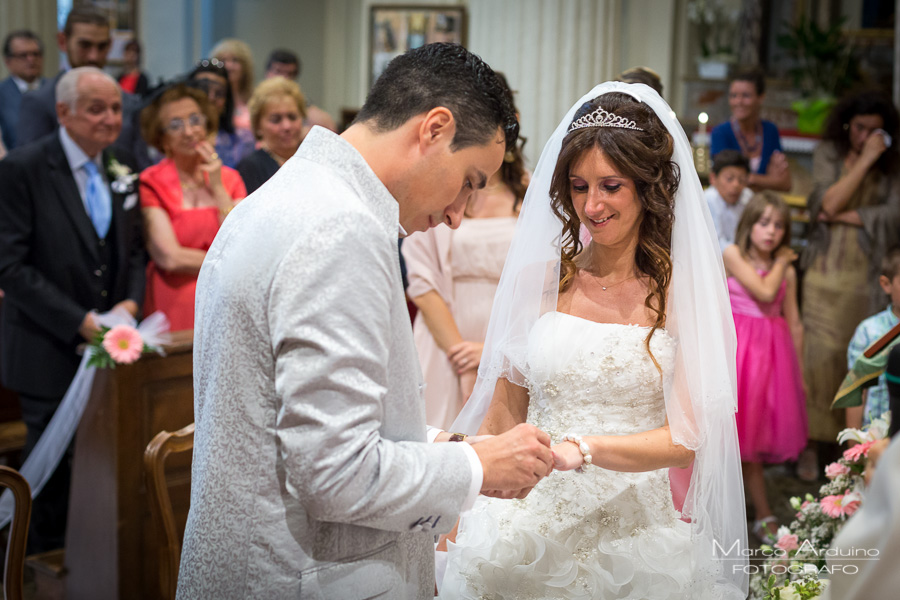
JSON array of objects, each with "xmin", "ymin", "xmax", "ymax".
[{"xmin": 138, "ymin": 85, "xmax": 246, "ymax": 330}]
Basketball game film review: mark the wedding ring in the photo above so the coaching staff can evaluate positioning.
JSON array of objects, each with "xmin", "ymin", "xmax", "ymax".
[{"xmin": 210, "ymin": 152, "xmax": 219, "ymax": 161}]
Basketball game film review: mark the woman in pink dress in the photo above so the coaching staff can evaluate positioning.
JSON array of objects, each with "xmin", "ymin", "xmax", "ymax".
[
  {"xmin": 722, "ymin": 191, "xmax": 807, "ymax": 542},
  {"xmin": 139, "ymin": 84, "xmax": 246, "ymax": 331},
  {"xmin": 402, "ymin": 77, "xmax": 527, "ymax": 429}
]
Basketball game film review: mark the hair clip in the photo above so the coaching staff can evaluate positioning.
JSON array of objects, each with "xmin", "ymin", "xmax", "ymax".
[{"xmin": 197, "ymin": 58, "xmax": 225, "ymax": 70}]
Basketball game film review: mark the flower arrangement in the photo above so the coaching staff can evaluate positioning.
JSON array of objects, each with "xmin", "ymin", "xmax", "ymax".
[
  {"xmin": 87, "ymin": 324, "xmax": 158, "ymax": 368},
  {"xmin": 748, "ymin": 413, "xmax": 890, "ymax": 599}
]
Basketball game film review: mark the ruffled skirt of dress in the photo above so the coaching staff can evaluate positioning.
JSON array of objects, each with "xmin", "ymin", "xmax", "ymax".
[
  {"xmin": 440, "ymin": 469, "xmax": 722, "ymax": 600},
  {"xmin": 734, "ymin": 312, "xmax": 808, "ymax": 463}
]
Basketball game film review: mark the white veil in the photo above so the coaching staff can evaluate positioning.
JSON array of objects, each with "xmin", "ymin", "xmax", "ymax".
[{"xmin": 452, "ymin": 81, "xmax": 748, "ymax": 597}]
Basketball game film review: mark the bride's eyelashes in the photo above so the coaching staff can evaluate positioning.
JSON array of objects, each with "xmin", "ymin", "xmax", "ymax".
[{"xmin": 568, "ymin": 178, "xmax": 624, "ymax": 194}]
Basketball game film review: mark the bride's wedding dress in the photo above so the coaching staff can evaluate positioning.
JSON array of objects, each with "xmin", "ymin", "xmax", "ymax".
[{"xmin": 441, "ymin": 311, "xmax": 718, "ymax": 599}]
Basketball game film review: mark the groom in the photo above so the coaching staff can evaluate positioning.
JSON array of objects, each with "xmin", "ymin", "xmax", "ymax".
[{"xmin": 178, "ymin": 43, "xmax": 553, "ymax": 599}]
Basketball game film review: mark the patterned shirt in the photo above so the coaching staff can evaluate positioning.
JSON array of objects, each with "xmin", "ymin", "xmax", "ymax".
[{"xmin": 847, "ymin": 305, "xmax": 899, "ymax": 425}]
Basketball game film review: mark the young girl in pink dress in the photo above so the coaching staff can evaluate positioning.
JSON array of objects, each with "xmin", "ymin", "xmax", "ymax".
[{"xmin": 722, "ymin": 191, "xmax": 807, "ymax": 543}]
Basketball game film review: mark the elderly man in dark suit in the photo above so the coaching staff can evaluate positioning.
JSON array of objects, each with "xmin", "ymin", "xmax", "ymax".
[
  {"xmin": 0, "ymin": 29, "xmax": 46, "ymax": 150},
  {"xmin": 0, "ymin": 66, "xmax": 146, "ymax": 553},
  {"xmin": 16, "ymin": 6, "xmax": 151, "ymax": 167}
]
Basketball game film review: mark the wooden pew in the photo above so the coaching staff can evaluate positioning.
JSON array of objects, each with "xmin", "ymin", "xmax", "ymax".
[{"xmin": 63, "ymin": 330, "xmax": 194, "ymax": 600}]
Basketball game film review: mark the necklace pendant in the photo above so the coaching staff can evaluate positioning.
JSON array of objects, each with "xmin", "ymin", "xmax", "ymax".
[{"xmin": 602, "ymin": 286, "xmax": 607, "ymax": 291}]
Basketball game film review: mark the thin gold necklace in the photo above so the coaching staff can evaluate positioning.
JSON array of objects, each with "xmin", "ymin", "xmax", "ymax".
[{"xmin": 597, "ymin": 274, "xmax": 636, "ymax": 291}]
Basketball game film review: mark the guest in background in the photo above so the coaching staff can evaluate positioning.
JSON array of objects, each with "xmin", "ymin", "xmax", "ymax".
[
  {"xmin": 801, "ymin": 90, "xmax": 900, "ymax": 449},
  {"xmin": 138, "ymin": 84, "xmax": 246, "ymax": 331},
  {"xmin": 0, "ymin": 29, "xmax": 46, "ymax": 150},
  {"xmin": 706, "ymin": 149, "xmax": 752, "ymax": 251},
  {"xmin": 237, "ymin": 76, "xmax": 306, "ymax": 194},
  {"xmin": 210, "ymin": 38, "xmax": 254, "ymax": 135},
  {"xmin": 17, "ymin": 6, "xmax": 151, "ymax": 168},
  {"xmin": 619, "ymin": 66, "xmax": 663, "ymax": 97},
  {"xmin": 846, "ymin": 248, "xmax": 900, "ymax": 429},
  {"xmin": 402, "ymin": 74, "xmax": 526, "ymax": 430},
  {"xmin": 0, "ymin": 67, "xmax": 145, "ymax": 552},
  {"xmin": 188, "ymin": 58, "xmax": 255, "ymax": 168},
  {"xmin": 723, "ymin": 192, "xmax": 806, "ymax": 543},
  {"xmin": 264, "ymin": 48, "xmax": 338, "ymax": 135},
  {"xmin": 116, "ymin": 39, "xmax": 149, "ymax": 97},
  {"xmin": 711, "ymin": 68, "xmax": 791, "ymax": 193},
  {"xmin": 264, "ymin": 48, "xmax": 300, "ymax": 80}
]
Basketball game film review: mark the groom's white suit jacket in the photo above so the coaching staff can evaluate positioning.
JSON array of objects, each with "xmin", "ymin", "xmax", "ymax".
[{"xmin": 177, "ymin": 128, "xmax": 475, "ymax": 599}]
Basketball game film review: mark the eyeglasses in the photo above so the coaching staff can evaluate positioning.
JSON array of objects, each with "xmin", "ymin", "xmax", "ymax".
[
  {"xmin": 164, "ymin": 113, "xmax": 207, "ymax": 134},
  {"xmin": 7, "ymin": 50, "xmax": 42, "ymax": 59}
]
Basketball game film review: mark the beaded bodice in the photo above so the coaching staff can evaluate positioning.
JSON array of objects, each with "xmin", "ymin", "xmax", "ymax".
[
  {"xmin": 507, "ymin": 311, "xmax": 682, "ymax": 542},
  {"xmin": 525, "ymin": 311, "xmax": 676, "ymax": 440}
]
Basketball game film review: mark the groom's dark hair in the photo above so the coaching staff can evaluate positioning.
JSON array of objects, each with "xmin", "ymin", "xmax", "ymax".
[{"xmin": 355, "ymin": 43, "xmax": 519, "ymax": 152}]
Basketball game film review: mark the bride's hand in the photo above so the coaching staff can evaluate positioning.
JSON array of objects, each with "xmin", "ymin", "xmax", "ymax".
[
  {"xmin": 551, "ymin": 442, "xmax": 584, "ymax": 471},
  {"xmin": 464, "ymin": 435, "xmax": 492, "ymax": 445}
]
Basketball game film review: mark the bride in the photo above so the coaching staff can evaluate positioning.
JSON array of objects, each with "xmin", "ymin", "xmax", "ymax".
[{"xmin": 439, "ymin": 82, "xmax": 748, "ymax": 599}]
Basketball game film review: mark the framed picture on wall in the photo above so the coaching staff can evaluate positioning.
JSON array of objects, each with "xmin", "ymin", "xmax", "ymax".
[{"xmin": 369, "ymin": 5, "xmax": 467, "ymax": 87}]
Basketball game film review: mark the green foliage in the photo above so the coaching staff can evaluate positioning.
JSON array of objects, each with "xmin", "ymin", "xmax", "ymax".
[
  {"xmin": 86, "ymin": 326, "xmax": 117, "ymax": 369},
  {"xmin": 792, "ymin": 577, "xmax": 825, "ymax": 600},
  {"xmin": 776, "ymin": 17, "xmax": 858, "ymax": 97},
  {"xmin": 763, "ymin": 574, "xmax": 825, "ymax": 600}
]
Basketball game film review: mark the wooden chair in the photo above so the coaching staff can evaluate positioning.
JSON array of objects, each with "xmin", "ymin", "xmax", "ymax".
[
  {"xmin": 144, "ymin": 423, "xmax": 194, "ymax": 600},
  {"xmin": 0, "ymin": 465, "xmax": 32, "ymax": 600}
]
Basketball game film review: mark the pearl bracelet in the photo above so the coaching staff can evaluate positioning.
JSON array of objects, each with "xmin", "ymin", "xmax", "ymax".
[{"xmin": 562, "ymin": 433, "xmax": 592, "ymax": 469}]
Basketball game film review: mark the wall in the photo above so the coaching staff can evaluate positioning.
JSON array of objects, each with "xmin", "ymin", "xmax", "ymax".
[
  {"xmin": 620, "ymin": 0, "xmax": 677, "ymax": 104},
  {"xmin": 140, "ymin": 0, "xmax": 328, "ymax": 108}
]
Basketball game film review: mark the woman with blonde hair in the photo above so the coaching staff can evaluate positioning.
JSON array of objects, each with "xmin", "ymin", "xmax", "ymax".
[
  {"xmin": 237, "ymin": 76, "xmax": 307, "ymax": 194},
  {"xmin": 211, "ymin": 38, "xmax": 254, "ymax": 133}
]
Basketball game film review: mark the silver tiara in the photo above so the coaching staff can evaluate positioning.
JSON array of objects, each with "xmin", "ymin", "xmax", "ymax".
[{"xmin": 567, "ymin": 105, "xmax": 643, "ymax": 133}]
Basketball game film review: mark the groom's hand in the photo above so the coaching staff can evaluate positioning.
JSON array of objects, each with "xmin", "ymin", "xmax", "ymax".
[
  {"xmin": 473, "ymin": 423, "xmax": 553, "ymax": 495},
  {"xmin": 481, "ymin": 487, "xmax": 535, "ymax": 500}
]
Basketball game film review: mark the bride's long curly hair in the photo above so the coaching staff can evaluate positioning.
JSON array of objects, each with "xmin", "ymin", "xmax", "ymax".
[{"xmin": 549, "ymin": 92, "xmax": 679, "ymax": 364}]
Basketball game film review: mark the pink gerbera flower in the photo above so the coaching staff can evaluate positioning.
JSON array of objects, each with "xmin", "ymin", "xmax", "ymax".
[
  {"xmin": 101, "ymin": 325, "xmax": 144, "ymax": 364},
  {"xmin": 820, "ymin": 493, "xmax": 861, "ymax": 519},
  {"xmin": 843, "ymin": 440, "xmax": 876, "ymax": 462},
  {"xmin": 824, "ymin": 462, "xmax": 851, "ymax": 479}
]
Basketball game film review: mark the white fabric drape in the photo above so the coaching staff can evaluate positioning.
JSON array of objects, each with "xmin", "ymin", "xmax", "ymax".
[{"xmin": 466, "ymin": 0, "xmax": 621, "ymax": 167}]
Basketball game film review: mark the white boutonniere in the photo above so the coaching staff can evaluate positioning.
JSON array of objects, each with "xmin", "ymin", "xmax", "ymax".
[{"xmin": 106, "ymin": 157, "xmax": 139, "ymax": 194}]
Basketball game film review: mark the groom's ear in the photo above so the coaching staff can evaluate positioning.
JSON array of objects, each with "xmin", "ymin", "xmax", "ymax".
[{"xmin": 417, "ymin": 107, "xmax": 456, "ymax": 152}]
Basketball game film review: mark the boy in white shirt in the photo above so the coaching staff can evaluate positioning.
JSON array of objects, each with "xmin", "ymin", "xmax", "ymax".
[{"xmin": 706, "ymin": 149, "xmax": 752, "ymax": 252}]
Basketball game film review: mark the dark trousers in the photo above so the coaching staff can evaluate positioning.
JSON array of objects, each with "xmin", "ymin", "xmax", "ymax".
[{"xmin": 19, "ymin": 393, "xmax": 72, "ymax": 554}]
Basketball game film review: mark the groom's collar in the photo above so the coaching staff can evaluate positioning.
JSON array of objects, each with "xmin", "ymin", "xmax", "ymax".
[{"xmin": 297, "ymin": 127, "xmax": 400, "ymax": 239}]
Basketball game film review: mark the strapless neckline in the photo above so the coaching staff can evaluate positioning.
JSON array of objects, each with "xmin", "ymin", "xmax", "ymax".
[{"xmin": 546, "ymin": 310, "xmax": 656, "ymax": 331}]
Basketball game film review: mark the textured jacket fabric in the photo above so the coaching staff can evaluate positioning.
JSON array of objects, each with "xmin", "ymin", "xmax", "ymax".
[{"xmin": 178, "ymin": 127, "xmax": 473, "ymax": 599}]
